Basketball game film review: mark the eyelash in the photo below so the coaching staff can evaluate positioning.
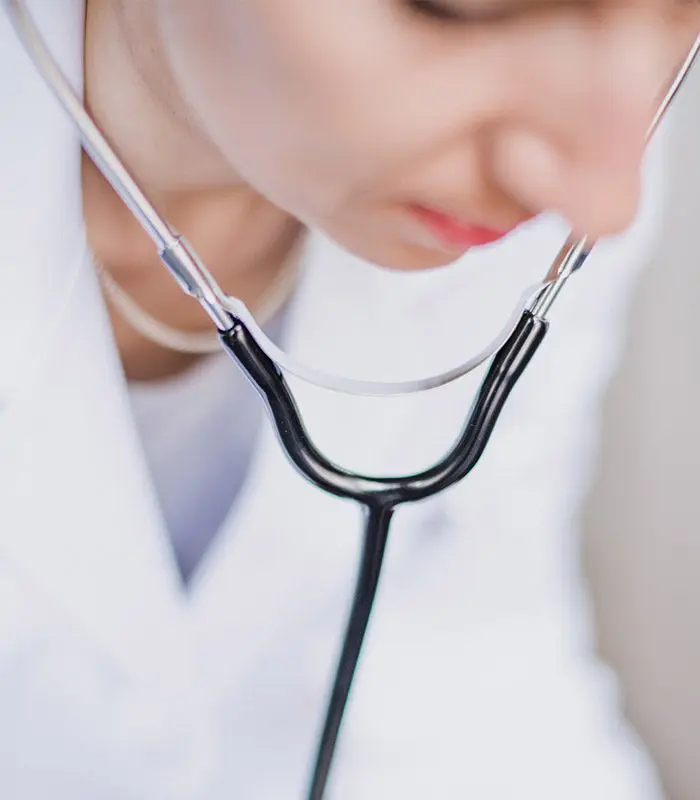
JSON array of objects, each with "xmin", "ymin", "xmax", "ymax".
[
  {"xmin": 405, "ymin": 0, "xmax": 467, "ymax": 23},
  {"xmin": 405, "ymin": 0, "xmax": 606, "ymax": 25}
]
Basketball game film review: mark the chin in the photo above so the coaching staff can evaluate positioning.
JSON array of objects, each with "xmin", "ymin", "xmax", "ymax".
[{"xmin": 329, "ymin": 228, "xmax": 466, "ymax": 272}]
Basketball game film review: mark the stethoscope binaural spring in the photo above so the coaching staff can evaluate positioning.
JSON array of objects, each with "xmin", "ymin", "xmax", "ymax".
[{"xmin": 5, "ymin": 2, "xmax": 699, "ymax": 797}]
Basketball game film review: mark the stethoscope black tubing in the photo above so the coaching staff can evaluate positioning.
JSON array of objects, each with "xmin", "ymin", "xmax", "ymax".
[
  {"xmin": 220, "ymin": 311, "xmax": 547, "ymax": 506},
  {"xmin": 305, "ymin": 504, "xmax": 393, "ymax": 800},
  {"xmin": 219, "ymin": 309, "xmax": 548, "ymax": 799}
]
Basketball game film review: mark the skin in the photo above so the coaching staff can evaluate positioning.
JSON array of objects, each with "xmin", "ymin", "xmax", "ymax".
[{"xmin": 81, "ymin": 0, "xmax": 699, "ymax": 379}]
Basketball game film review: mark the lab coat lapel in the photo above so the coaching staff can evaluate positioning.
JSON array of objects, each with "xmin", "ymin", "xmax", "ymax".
[{"xmin": 0, "ymin": 0, "xmax": 197, "ymax": 701}]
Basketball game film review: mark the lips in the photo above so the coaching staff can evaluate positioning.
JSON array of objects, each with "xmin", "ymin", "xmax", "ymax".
[{"xmin": 407, "ymin": 203, "xmax": 515, "ymax": 251}]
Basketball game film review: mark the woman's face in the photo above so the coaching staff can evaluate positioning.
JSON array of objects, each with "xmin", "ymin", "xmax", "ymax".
[{"xmin": 152, "ymin": 0, "xmax": 696, "ymax": 269}]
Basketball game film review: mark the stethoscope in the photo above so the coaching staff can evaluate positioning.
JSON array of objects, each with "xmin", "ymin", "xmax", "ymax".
[{"xmin": 5, "ymin": 2, "xmax": 700, "ymax": 797}]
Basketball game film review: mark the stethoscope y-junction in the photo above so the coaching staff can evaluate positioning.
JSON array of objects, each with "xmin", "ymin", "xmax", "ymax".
[{"xmin": 5, "ymin": 2, "xmax": 700, "ymax": 797}]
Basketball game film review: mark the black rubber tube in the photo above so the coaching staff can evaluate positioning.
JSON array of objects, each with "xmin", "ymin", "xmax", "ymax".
[
  {"xmin": 219, "ymin": 311, "xmax": 548, "ymax": 799},
  {"xmin": 305, "ymin": 504, "xmax": 393, "ymax": 800},
  {"xmin": 220, "ymin": 311, "xmax": 547, "ymax": 506}
]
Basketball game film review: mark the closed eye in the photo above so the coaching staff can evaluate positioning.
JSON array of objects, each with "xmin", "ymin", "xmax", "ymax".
[
  {"xmin": 407, "ymin": 0, "xmax": 468, "ymax": 21},
  {"xmin": 404, "ymin": 0, "xmax": 611, "ymax": 25}
]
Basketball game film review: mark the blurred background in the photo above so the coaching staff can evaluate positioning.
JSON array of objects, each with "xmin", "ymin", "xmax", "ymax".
[{"xmin": 583, "ymin": 61, "xmax": 700, "ymax": 800}]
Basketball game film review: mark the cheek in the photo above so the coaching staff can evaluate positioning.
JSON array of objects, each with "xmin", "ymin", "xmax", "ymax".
[
  {"xmin": 161, "ymin": 0, "xmax": 501, "ymax": 270},
  {"xmin": 163, "ymin": 1, "xmax": 461, "ymax": 219}
]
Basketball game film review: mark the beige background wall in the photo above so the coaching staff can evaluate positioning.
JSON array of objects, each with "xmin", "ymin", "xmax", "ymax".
[{"xmin": 584, "ymin": 66, "xmax": 700, "ymax": 800}]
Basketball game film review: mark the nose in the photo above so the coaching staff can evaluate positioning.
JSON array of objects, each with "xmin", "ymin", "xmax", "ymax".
[{"xmin": 489, "ymin": 11, "xmax": 683, "ymax": 239}]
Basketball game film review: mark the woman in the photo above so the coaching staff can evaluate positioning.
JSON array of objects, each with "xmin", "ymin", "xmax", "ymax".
[{"xmin": 0, "ymin": 0, "xmax": 696, "ymax": 798}]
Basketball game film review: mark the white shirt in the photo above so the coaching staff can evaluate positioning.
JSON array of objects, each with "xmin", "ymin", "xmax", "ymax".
[
  {"xmin": 129, "ymin": 311, "xmax": 288, "ymax": 584},
  {"xmin": 130, "ymin": 354, "xmax": 262, "ymax": 583}
]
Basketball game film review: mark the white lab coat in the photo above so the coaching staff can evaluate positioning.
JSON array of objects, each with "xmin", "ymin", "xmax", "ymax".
[{"xmin": 0, "ymin": 1, "xmax": 669, "ymax": 798}]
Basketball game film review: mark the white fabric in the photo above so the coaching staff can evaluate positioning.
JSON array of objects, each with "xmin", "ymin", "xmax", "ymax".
[
  {"xmin": 129, "ymin": 310, "xmax": 288, "ymax": 584},
  {"xmin": 129, "ymin": 353, "xmax": 262, "ymax": 584},
  {"xmin": 0, "ymin": 1, "xmax": 671, "ymax": 798}
]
